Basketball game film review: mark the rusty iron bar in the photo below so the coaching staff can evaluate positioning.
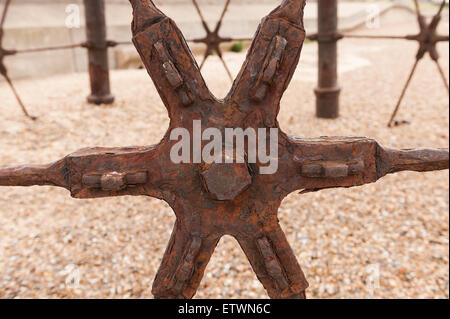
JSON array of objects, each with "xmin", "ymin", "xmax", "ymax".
[
  {"xmin": 342, "ymin": 34, "xmax": 410, "ymax": 40},
  {"xmin": 6, "ymin": 39, "xmax": 133, "ymax": 55},
  {"xmin": 107, "ymin": 40, "xmax": 133, "ymax": 47},
  {"xmin": 11, "ymin": 42, "xmax": 88, "ymax": 54},
  {"xmin": 0, "ymin": 0, "xmax": 449, "ymax": 299},
  {"xmin": 83, "ymin": 0, "xmax": 115, "ymax": 105},
  {"xmin": 314, "ymin": 0, "xmax": 341, "ymax": 119},
  {"xmin": 189, "ymin": 0, "xmax": 253, "ymax": 82}
]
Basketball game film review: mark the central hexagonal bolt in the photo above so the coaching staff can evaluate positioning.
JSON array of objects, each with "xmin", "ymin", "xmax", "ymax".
[{"xmin": 200, "ymin": 162, "xmax": 253, "ymax": 201}]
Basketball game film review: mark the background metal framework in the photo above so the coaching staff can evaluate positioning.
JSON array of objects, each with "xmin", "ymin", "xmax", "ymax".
[
  {"xmin": 0, "ymin": 0, "xmax": 124, "ymax": 119},
  {"xmin": 309, "ymin": 0, "xmax": 449, "ymax": 126},
  {"xmin": 0, "ymin": 0, "xmax": 252, "ymax": 119},
  {"xmin": 0, "ymin": 0, "xmax": 448, "ymax": 299},
  {"xmin": 190, "ymin": 0, "xmax": 252, "ymax": 81},
  {"xmin": 1, "ymin": 0, "xmax": 449, "ymax": 123}
]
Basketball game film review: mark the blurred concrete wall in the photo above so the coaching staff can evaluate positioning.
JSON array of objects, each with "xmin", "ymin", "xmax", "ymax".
[
  {"xmin": 2, "ymin": 0, "xmax": 413, "ymax": 80},
  {"xmin": 14, "ymin": 0, "xmax": 283, "ymax": 3},
  {"xmin": 1, "ymin": 0, "xmax": 284, "ymax": 80}
]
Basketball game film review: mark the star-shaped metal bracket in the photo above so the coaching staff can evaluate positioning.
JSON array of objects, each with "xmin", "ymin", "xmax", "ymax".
[
  {"xmin": 388, "ymin": 0, "xmax": 449, "ymax": 126},
  {"xmin": 189, "ymin": 0, "xmax": 252, "ymax": 81},
  {"xmin": 0, "ymin": 0, "xmax": 449, "ymax": 299},
  {"xmin": 342, "ymin": 0, "xmax": 449, "ymax": 127}
]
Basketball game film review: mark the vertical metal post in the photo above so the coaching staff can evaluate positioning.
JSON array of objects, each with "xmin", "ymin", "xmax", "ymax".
[
  {"xmin": 314, "ymin": 0, "xmax": 340, "ymax": 119},
  {"xmin": 83, "ymin": 0, "xmax": 114, "ymax": 105}
]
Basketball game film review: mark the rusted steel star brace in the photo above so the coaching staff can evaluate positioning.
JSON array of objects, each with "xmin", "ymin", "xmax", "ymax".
[
  {"xmin": 0, "ymin": 0, "xmax": 131, "ymax": 119},
  {"xmin": 0, "ymin": 0, "xmax": 37, "ymax": 119},
  {"xmin": 1, "ymin": 0, "xmax": 449, "ymax": 299},
  {"xmin": 308, "ymin": 0, "xmax": 449, "ymax": 126},
  {"xmin": 189, "ymin": 0, "xmax": 253, "ymax": 81}
]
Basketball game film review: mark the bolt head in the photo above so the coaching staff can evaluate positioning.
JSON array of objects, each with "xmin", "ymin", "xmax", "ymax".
[
  {"xmin": 200, "ymin": 162, "xmax": 252, "ymax": 201},
  {"xmin": 101, "ymin": 172, "xmax": 127, "ymax": 191}
]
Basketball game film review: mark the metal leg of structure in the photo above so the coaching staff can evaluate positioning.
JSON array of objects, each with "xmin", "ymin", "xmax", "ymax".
[
  {"xmin": 83, "ymin": 0, "xmax": 115, "ymax": 105},
  {"xmin": 314, "ymin": 0, "xmax": 341, "ymax": 119}
]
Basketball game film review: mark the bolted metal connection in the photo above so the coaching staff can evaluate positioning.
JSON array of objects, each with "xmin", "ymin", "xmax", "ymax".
[
  {"xmin": 0, "ymin": 0, "xmax": 448, "ymax": 300},
  {"xmin": 82, "ymin": 170, "xmax": 148, "ymax": 191},
  {"xmin": 301, "ymin": 160, "xmax": 365, "ymax": 178},
  {"xmin": 200, "ymin": 161, "xmax": 252, "ymax": 201}
]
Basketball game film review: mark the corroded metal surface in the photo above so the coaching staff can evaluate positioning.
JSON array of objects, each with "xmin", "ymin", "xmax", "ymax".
[
  {"xmin": 83, "ymin": 0, "xmax": 115, "ymax": 105},
  {"xmin": 0, "ymin": 0, "xmax": 449, "ymax": 299},
  {"xmin": 313, "ymin": 0, "xmax": 341, "ymax": 119}
]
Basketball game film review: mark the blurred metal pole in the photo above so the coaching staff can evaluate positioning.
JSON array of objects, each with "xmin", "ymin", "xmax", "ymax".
[
  {"xmin": 315, "ymin": 0, "xmax": 341, "ymax": 119},
  {"xmin": 83, "ymin": 0, "xmax": 115, "ymax": 105}
]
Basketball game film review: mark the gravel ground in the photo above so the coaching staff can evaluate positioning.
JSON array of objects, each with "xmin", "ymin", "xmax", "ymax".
[{"xmin": 0, "ymin": 16, "xmax": 448, "ymax": 299}]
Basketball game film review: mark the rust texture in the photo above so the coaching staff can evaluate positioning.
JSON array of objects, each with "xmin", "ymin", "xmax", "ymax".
[
  {"xmin": 309, "ymin": 0, "xmax": 449, "ymax": 125},
  {"xmin": 0, "ymin": 0, "xmax": 449, "ymax": 299},
  {"xmin": 313, "ymin": 0, "xmax": 341, "ymax": 119},
  {"xmin": 190, "ymin": 0, "xmax": 252, "ymax": 81},
  {"xmin": 83, "ymin": 0, "xmax": 115, "ymax": 105}
]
